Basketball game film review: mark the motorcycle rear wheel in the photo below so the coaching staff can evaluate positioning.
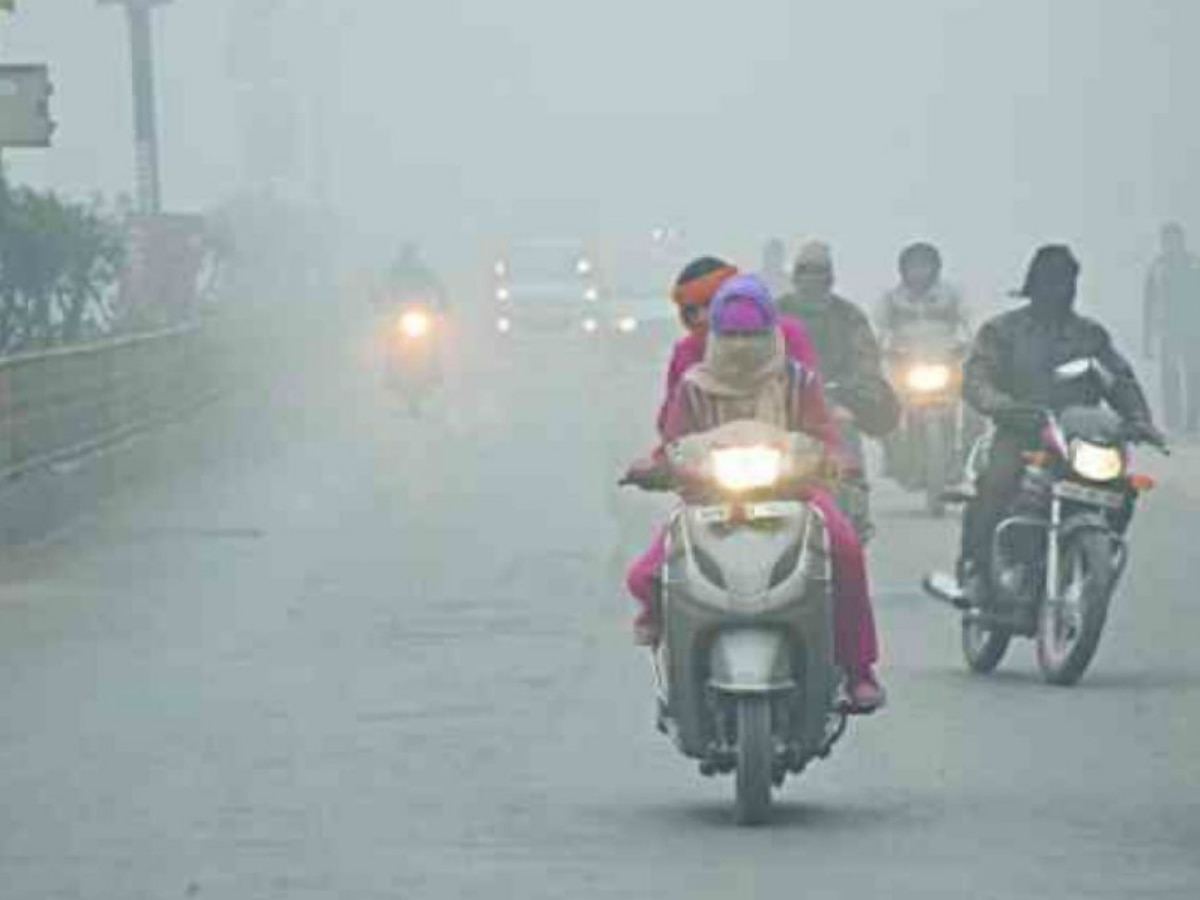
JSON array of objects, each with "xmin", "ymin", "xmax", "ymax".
[
  {"xmin": 734, "ymin": 696, "xmax": 774, "ymax": 826},
  {"xmin": 1037, "ymin": 530, "xmax": 1115, "ymax": 686},
  {"xmin": 961, "ymin": 617, "xmax": 1012, "ymax": 674}
]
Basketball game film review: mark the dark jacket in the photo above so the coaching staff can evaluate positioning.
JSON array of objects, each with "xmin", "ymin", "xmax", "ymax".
[
  {"xmin": 964, "ymin": 305, "xmax": 1154, "ymax": 434},
  {"xmin": 777, "ymin": 292, "xmax": 900, "ymax": 437}
]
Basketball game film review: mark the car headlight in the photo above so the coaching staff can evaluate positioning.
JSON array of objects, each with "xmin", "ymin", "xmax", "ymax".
[
  {"xmin": 496, "ymin": 317, "xmax": 512, "ymax": 334},
  {"xmin": 576, "ymin": 258, "xmax": 593, "ymax": 276},
  {"xmin": 711, "ymin": 446, "xmax": 783, "ymax": 494},
  {"xmin": 495, "ymin": 286, "xmax": 511, "ymax": 302},
  {"xmin": 583, "ymin": 285, "xmax": 600, "ymax": 302},
  {"xmin": 582, "ymin": 317, "xmax": 599, "ymax": 334},
  {"xmin": 399, "ymin": 310, "xmax": 432, "ymax": 338},
  {"xmin": 905, "ymin": 363, "xmax": 952, "ymax": 393},
  {"xmin": 616, "ymin": 316, "xmax": 638, "ymax": 334},
  {"xmin": 1070, "ymin": 440, "xmax": 1124, "ymax": 482}
]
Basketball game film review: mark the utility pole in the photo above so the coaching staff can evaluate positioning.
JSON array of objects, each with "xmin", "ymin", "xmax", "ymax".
[{"xmin": 99, "ymin": 0, "xmax": 172, "ymax": 214}]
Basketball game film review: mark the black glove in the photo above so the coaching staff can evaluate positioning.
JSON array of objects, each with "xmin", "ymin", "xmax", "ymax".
[
  {"xmin": 620, "ymin": 461, "xmax": 671, "ymax": 491},
  {"xmin": 1127, "ymin": 420, "xmax": 1168, "ymax": 450}
]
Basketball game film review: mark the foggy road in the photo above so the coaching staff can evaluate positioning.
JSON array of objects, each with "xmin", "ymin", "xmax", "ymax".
[{"xmin": 1, "ymin": 330, "xmax": 1197, "ymax": 900}]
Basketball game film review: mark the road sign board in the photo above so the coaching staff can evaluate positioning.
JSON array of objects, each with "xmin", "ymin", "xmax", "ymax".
[{"xmin": 0, "ymin": 64, "xmax": 54, "ymax": 148}]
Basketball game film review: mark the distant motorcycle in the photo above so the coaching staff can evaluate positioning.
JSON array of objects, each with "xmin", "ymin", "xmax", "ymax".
[
  {"xmin": 623, "ymin": 421, "xmax": 852, "ymax": 825},
  {"xmin": 379, "ymin": 292, "xmax": 443, "ymax": 417},
  {"xmin": 925, "ymin": 357, "xmax": 1166, "ymax": 685},
  {"xmin": 885, "ymin": 322, "xmax": 969, "ymax": 517}
]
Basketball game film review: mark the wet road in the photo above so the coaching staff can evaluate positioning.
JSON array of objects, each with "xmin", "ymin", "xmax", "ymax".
[{"xmin": 1, "ymin": 327, "xmax": 1198, "ymax": 899}]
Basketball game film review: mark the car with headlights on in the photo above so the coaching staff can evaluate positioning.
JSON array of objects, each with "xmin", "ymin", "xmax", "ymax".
[{"xmin": 488, "ymin": 239, "xmax": 607, "ymax": 340}]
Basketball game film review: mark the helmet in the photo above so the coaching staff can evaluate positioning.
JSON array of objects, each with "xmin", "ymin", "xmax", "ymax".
[
  {"xmin": 791, "ymin": 241, "xmax": 835, "ymax": 295},
  {"xmin": 1018, "ymin": 244, "xmax": 1079, "ymax": 299},
  {"xmin": 898, "ymin": 242, "xmax": 942, "ymax": 278}
]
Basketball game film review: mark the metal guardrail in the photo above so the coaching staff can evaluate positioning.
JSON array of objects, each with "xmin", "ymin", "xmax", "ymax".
[{"xmin": 0, "ymin": 321, "xmax": 230, "ymax": 483}]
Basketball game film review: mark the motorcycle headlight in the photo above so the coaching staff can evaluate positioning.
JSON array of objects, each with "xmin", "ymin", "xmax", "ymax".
[
  {"xmin": 494, "ymin": 260, "xmax": 508, "ymax": 278},
  {"xmin": 583, "ymin": 286, "xmax": 600, "ymax": 302},
  {"xmin": 399, "ymin": 310, "xmax": 432, "ymax": 338},
  {"xmin": 1069, "ymin": 440, "xmax": 1124, "ymax": 482},
  {"xmin": 581, "ymin": 317, "xmax": 599, "ymax": 334},
  {"xmin": 496, "ymin": 316, "xmax": 512, "ymax": 334},
  {"xmin": 495, "ymin": 286, "xmax": 511, "ymax": 302},
  {"xmin": 905, "ymin": 363, "xmax": 952, "ymax": 393},
  {"xmin": 576, "ymin": 258, "xmax": 594, "ymax": 276},
  {"xmin": 616, "ymin": 316, "xmax": 638, "ymax": 334},
  {"xmin": 711, "ymin": 446, "xmax": 783, "ymax": 494}
]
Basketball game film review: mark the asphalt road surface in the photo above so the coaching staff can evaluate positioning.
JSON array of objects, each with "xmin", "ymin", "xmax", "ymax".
[{"xmin": 1, "ymin": 325, "xmax": 1197, "ymax": 899}]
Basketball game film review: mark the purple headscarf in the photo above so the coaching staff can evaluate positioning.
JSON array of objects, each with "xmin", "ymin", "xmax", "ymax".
[{"xmin": 710, "ymin": 274, "xmax": 778, "ymax": 336}]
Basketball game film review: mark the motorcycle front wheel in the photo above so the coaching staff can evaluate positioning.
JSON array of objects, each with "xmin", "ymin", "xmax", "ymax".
[
  {"xmin": 734, "ymin": 696, "xmax": 774, "ymax": 826},
  {"xmin": 1037, "ymin": 530, "xmax": 1116, "ymax": 686}
]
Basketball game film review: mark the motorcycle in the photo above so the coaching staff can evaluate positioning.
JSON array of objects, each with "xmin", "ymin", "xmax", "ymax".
[
  {"xmin": 380, "ymin": 298, "xmax": 442, "ymax": 416},
  {"xmin": 884, "ymin": 322, "xmax": 970, "ymax": 517},
  {"xmin": 623, "ymin": 421, "xmax": 851, "ymax": 825},
  {"xmin": 924, "ymin": 357, "xmax": 1165, "ymax": 685}
]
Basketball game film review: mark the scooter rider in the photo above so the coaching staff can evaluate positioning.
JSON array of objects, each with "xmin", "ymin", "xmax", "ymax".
[
  {"xmin": 628, "ymin": 274, "xmax": 886, "ymax": 713},
  {"xmin": 876, "ymin": 242, "xmax": 969, "ymax": 347},
  {"xmin": 958, "ymin": 245, "xmax": 1162, "ymax": 596}
]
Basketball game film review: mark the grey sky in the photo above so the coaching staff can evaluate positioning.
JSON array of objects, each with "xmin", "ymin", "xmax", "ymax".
[{"xmin": 3, "ymin": 1, "xmax": 1196, "ymax": 311}]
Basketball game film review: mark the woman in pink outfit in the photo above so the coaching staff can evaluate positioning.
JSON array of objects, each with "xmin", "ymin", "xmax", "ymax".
[{"xmin": 625, "ymin": 270, "xmax": 885, "ymax": 713}]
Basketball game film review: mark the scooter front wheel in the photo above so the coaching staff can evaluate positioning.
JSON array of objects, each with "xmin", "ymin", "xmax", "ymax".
[{"xmin": 734, "ymin": 696, "xmax": 774, "ymax": 826}]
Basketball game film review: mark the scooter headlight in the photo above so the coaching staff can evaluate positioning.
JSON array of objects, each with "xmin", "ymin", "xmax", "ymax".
[
  {"xmin": 398, "ymin": 310, "xmax": 432, "ymax": 339},
  {"xmin": 905, "ymin": 363, "xmax": 952, "ymax": 393},
  {"xmin": 711, "ymin": 446, "xmax": 783, "ymax": 494},
  {"xmin": 1069, "ymin": 440, "xmax": 1124, "ymax": 482}
]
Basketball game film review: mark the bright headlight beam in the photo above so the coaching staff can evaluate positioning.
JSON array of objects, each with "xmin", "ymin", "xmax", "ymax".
[
  {"xmin": 495, "ymin": 286, "xmax": 511, "ymax": 302},
  {"xmin": 617, "ymin": 316, "xmax": 638, "ymax": 333},
  {"xmin": 582, "ymin": 317, "xmax": 599, "ymax": 334},
  {"xmin": 399, "ymin": 310, "xmax": 432, "ymax": 338},
  {"xmin": 906, "ymin": 363, "xmax": 952, "ymax": 393},
  {"xmin": 1070, "ymin": 441, "xmax": 1124, "ymax": 482},
  {"xmin": 711, "ymin": 446, "xmax": 783, "ymax": 493}
]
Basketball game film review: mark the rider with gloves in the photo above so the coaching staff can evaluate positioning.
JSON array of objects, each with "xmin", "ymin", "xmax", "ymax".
[{"xmin": 959, "ymin": 245, "xmax": 1162, "ymax": 593}]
